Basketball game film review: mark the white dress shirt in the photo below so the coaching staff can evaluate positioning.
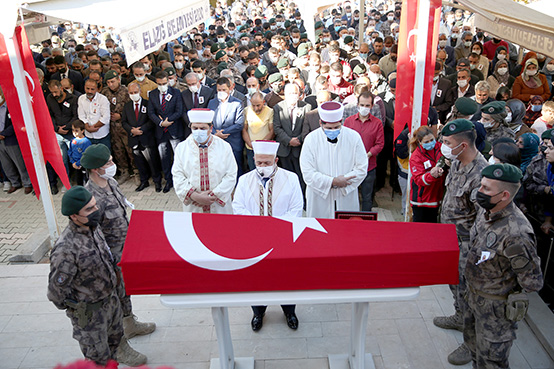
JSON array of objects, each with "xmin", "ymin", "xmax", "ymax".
[{"xmin": 78, "ymin": 92, "xmax": 111, "ymax": 139}]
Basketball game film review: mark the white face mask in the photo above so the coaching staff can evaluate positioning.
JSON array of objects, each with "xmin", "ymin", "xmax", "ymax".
[
  {"xmin": 497, "ymin": 67, "xmax": 508, "ymax": 76},
  {"xmin": 158, "ymin": 84, "xmax": 168, "ymax": 93},
  {"xmin": 387, "ymin": 15, "xmax": 394, "ymax": 21},
  {"xmin": 526, "ymin": 69, "xmax": 537, "ymax": 76},
  {"xmin": 497, "ymin": 54, "xmax": 506, "ymax": 60},
  {"xmin": 292, "ymin": 38, "xmax": 300, "ymax": 44},
  {"xmin": 451, "ymin": 33, "xmax": 459, "ymax": 39},
  {"xmin": 218, "ymin": 37, "xmax": 226, "ymax": 43},
  {"xmin": 192, "ymin": 129, "xmax": 209, "ymax": 143},
  {"xmin": 358, "ymin": 106, "xmax": 371, "ymax": 116},
  {"xmin": 247, "ymin": 87, "xmax": 257, "ymax": 95},
  {"xmin": 99, "ymin": 164, "xmax": 117, "ymax": 179},
  {"xmin": 144, "ymin": 63, "xmax": 151, "ymax": 71},
  {"xmin": 464, "ymin": 41, "xmax": 472, "ymax": 48},
  {"xmin": 217, "ymin": 91, "xmax": 228, "ymax": 101},
  {"xmin": 547, "ymin": 64, "xmax": 554, "ymax": 72},
  {"xmin": 129, "ymin": 93, "xmax": 140, "ymax": 102},
  {"xmin": 175, "ymin": 62, "xmax": 184, "ymax": 70},
  {"xmin": 286, "ymin": 95, "xmax": 298, "ymax": 106},
  {"xmin": 505, "ymin": 112, "xmax": 512, "ymax": 123},
  {"xmin": 440, "ymin": 142, "xmax": 464, "ymax": 160},
  {"xmin": 189, "ymin": 84, "xmax": 199, "ymax": 93},
  {"xmin": 482, "ymin": 120, "xmax": 495, "ymax": 129},
  {"xmin": 472, "ymin": 49, "xmax": 481, "ymax": 55},
  {"xmin": 438, "ymin": 40, "xmax": 447, "ymax": 48},
  {"xmin": 168, "ymin": 79, "xmax": 176, "ymax": 87},
  {"xmin": 256, "ymin": 165, "xmax": 275, "ymax": 178},
  {"xmin": 457, "ymin": 79, "xmax": 468, "ymax": 88},
  {"xmin": 68, "ymin": 47, "xmax": 76, "ymax": 54},
  {"xmin": 92, "ymin": 44, "xmax": 99, "ymax": 51},
  {"xmin": 135, "ymin": 75, "xmax": 145, "ymax": 82},
  {"xmin": 107, "ymin": 47, "xmax": 114, "ymax": 54},
  {"xmin": 488, "ymin": 155, "xmax": 497, "ymax": 165},
  {"xmin": 241, "ymin": 40, "xmax": 249, "ymax": 46}
]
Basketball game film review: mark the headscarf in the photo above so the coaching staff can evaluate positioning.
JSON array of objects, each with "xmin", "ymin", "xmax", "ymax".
[
  {"xmin": 523, "ymin": 95, "xmax": 544, "ymax": 126},
  {"xmin": 491, "ymin": 45, "xmax": 509, "ymax": 72},
  {"xmin": 492, "ymin": 59, "xmax": 510, "ymax": 86},
  {"xmin": 522, "ymin": 58, "xmax": 542, "ymax": 89},
  {"xmin": 506, "ymin": 98, "xmax": 526, "ymax": 130},
  {"xmin": 519, "ymin": 132, "xmax": 540, "ymax": 173},
  {"xmin": 520, "ymin": 51, "xmax": 537, "ymax": 68},
  {"xmin": 541, "ymin": 57, "xmax": 554, "ymax": 76}
]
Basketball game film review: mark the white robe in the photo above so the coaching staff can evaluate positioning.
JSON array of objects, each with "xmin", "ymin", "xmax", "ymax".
[
  {"xmin": 300, "ymin": 127, "xmax": 368, "ymax": 219},
  {"xmin": 172, "ymin": 135, "xmax": 237, "ymax": 213},
  {"xmin": 232, "ymin": 167, "xmax": 303, "ymax": 217}
]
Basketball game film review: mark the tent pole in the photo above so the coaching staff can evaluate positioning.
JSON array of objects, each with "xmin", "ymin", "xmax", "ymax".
[
  {"xmin": 359, "ymin": 0, "xmax": 365, "ymax": 43},
  {"xmin": 6, "ymin": 32, "xmax": 60, "ymax": 246}
]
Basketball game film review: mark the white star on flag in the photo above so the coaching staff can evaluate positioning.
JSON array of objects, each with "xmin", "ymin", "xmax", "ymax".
[
  {"xmin": 275, "ymin": 216, "xmax": 328, "ymax": 242},
  {"xmin": 409, "ymin": 53, "xmax": 417, "ymax": 62}
]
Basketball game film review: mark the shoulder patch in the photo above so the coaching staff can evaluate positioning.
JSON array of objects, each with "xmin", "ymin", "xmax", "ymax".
[
  {"xmin": 486, "ymin": 232, "xmax": 497, "ymax": 247},
  {"xmin": 55, "ymin": 272, "xmax": 69, "ymax": 286}
]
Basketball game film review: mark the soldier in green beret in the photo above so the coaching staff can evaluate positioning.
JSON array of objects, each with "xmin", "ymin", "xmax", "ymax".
[
  {"xmin": 164, "ymin": 66, "xmax": 186, "ymax": 92},
  {"xmin": 47, "ymin": 186, "xmax": 147, "ymax": 366},
  {"xmin": 81, "ymin": 144, "xmax": 156, "ymax": 341},
  {"xmin": 480, "ymin": 100, "xmax": 515, "ymax": 142},
  {"xmin": 265, "ymin": 73, "xmax": 285, "ymax": 108},
  {"xmin": 434, "ymin": 119, "xmax": 489, "ymax": 365},
  {"xmin": 464, "ymin": 163, "xmax": 543, "ymax": 368}
]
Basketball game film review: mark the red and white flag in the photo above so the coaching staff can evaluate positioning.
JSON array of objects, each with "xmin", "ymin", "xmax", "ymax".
[
  {"xmin": 394, "ymin": 0, "xmax": 442, "ymax": 141},
  {"xmin": 0, "ymin": 26, "xmax": 70, "ymax": 198}
]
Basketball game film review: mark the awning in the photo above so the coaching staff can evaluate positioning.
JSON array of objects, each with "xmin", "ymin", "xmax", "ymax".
[
  {"xmin": 23, "ymin": 0, "xmax": 210, "ymax": 64},
  {"xmin": 456, "ymin": 0, "xmax": 554, "ymax": 58}
]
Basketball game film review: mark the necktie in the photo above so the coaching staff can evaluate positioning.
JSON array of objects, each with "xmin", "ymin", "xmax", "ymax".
[
  {"xmin": 134, "ymin": 103, "xmax": 139, "ymax": 120},
  {"xmin": 161, "ymin": 93, "xmax": 167, "ymax": 114},
  {"xmin": 194, "ymin": 92, "xmax": 199, "ymax": 108}
]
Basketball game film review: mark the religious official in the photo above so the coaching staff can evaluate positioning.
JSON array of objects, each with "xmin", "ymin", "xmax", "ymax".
[
  {"xmin": 464, "ymin": 164, "xmax": 543, "ymax": 368},
  {"xmin": 300, "ymin": 101, "xmax": 368, "ymax": 218},
  {"xmin": 172, "ymin": 109, "xmax": 237, "ymax": 213},
  {"xmin": 47, "ymin": 186, "xmax": 147, "ymax": 367},
  {"xmin": 81, "ymin": 145, "xmax": 156, "ymax": 340},
  {"xmin": 433, "ymin": 119, "xmax": 488, "ymax": 366},
  {"xmin": 232, "ymin": 141, "xmax": 303, "ymax": 331}
]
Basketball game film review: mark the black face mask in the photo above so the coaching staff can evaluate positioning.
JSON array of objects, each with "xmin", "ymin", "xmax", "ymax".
[
  {"xmin": 476, "ymin": 32, "xmax": 484, "ymax": 39},
  {"xmin": 59, "ymin": 67, "xmax": 67, "ymax": 74},
  {"xmin": 493, "ymin": 38, "xmax": 501, "ymax": 43},
  {"xmin": 83, "ymin": 209, "xmax": 102, "ymax": 228},
  {"xmin": 476, "ymin": 190, "xmax": 503, "ymax": 210}
]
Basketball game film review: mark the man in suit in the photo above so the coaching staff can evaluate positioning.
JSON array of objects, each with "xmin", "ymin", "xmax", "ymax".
[
  {"xmin": 221, "ymin": 70, "xmax": 247, "ymax": 109},
  {"xmin": 51, "ymin": 55, "xmax": 84, "ymax": 93},
  {"xmin": 192, "ymin": 60, "xmax": 216, "ymax": 89},
  {"xmin": 431, "ymin": 62, "xmax": 455, "ymax": 124},
  {"xmin": 208, "ymin": 77, "xmax": 245, "ymax": 176},
  {"xmin": 147, "ymin": 70, "xmax": 184, "ymax": 193},
  {"xmin": 451, "ymin": 68, "xmax": 475, "ymax": 101},
  {"xmin": 273, "ymin": 83, "xmax": 311, "ymax": 192},
  {"xmin": 122, "ymin": 82, "xmax": 163, "ymax": 192},
  {"xmin": 302, "ymin": 90, "xmax": 332, "ymax": 140},
  {"xmin": 182, "ymin": 72, "xmax": 215, "ymax": 136}
]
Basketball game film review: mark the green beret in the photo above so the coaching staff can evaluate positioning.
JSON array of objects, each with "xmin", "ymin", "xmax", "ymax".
[
  {"xmin": 219, "ymin": 42, "xmax": 227, "ymax": 49},
  {"xmin": 353, "ymin": 63, "xmax": 367, "ymax": 75},
  {"xmin": 481, "ymin": 163, "xmax": 522, "ymax": 183},
  {"xmin": 442, "ymin": 119, "xmax": 475, "ymax": 136},
  {"xmin": 210, "ymin": 43, "xmax": 220, "ymax": 53},
  {"xmin": 300, "ymin": 33, "xmax": 308, "ymax": 39},
  {"xmin": 284, "ymin": 20, "xmax": 291, "ymax": 28},
  {"xmin": 240, "ymin": 33, "xmax": 249, "ymax": 39},
  {"xmin": 215, "ymin": 49, "xmax": 227, "ymax": 60},
  {"xmin": 277, "ymin": 58, "xmax": 290, "ymax": 68},
  {"xmin": 103, "ymin": 70, "xmax": 118, "ymax": 83},
  {"xmin": 344, "ymin": 35, "xmax": 354, "ymax": 44},
  {"xmin": 268, "ymin": 72, "xmax": 283, "ymax": 84},
  {"xmin": 298, "ymin": 46, "xmax": 309, "ymax": 58},
  {"xmin": 542, "ymin": 128, "xmax": 553, "ymax": 140},
  {"xmin": 248, "ymin": 41, "xmax": 259, "ymax": 49},
  {"xmin": 264, "ymin": 31, "xmax": 272, "ymax": 39},
  {"xmin": 254, "ymin": 65, "xmax": 268, "ymax": 78},
  {"xmin": 281, "ymin": 30, "xmax": 290, "ymax": 37},
  {"xmin": 238, "ymin": 25, "xmax": 247, "ymax": 32},
  {"xmin": 61, "ymin": 186, "xmax": 92, "ymax": 216},
  {"xmin": 217, "ymin": 62, "xmax": 228, "ymax": 73},
  {"xmin": 455, "ymin": 97, "xmax": 478, "ymax": 116},
  {"xmin": 226, "ymin": 39, "xmax": 236, "ymax": 47},
  {"xmin": 315, "ymin": 21, "xmax": 324, "ymax": 29},
  {"xmin": 269, "ymin": 18, "xmax": 276, "ymax": 24},
  {"xmin": 81, "ymin": 144, "xmax": 110, "ymax": 169},
  {"xmin": 481, "ymin": 100, "xmax": 506, "ymax": 115},
  {"xmin": 164, "ymin": 67, "xmax": 176, "ymax": 76}
]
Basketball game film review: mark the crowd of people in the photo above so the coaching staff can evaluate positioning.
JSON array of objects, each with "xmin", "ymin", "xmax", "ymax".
[{"xmin": 0, "ymin": 0, "xmax": 551, "ymax": 368}]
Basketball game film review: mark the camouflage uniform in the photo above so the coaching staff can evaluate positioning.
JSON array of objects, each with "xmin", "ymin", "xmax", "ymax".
[
  {"xmin": 205, "ymin": 59, "xmax": 219, "ymax": 80},
  {"xmin": 102, "ymin": 85, "xmax": 135, "ymax": 176},
  {"xmin": 47, "ymin": 221, "xmax": 123, "ymax": 365},
  {"xmin": 522, "ymin": 153, "xmax": 549, "ymax": 219},
  {"xmin": 85, "ymin": 178, "xmax": 132, "ymax": 316},
  {"xmin": 464, "ymin": 202, "xmax": 543, "ymax": 368},
  {"xmin": 440, "ymin": 153, "xmax": 488, "ymax": 312},
  {"xmin": 485, "ymin": 124, "xmax": 515, "ymax": 143}
]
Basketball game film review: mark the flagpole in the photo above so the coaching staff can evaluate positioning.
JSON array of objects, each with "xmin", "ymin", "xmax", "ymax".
[
  {"xmin": 359, "ymin": 0, "xmax": 365, "ymax": 43},
  {"xmin": 6, "ymin": 31, "xmax": 60, "ymax": 244}
]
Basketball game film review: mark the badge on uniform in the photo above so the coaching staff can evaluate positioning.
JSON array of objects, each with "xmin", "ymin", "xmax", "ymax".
[
  {"xmin": 424, "ymin": 160, "xmax": 432, "ymax": 169},
  {"xmin": 124, "ymin": 198, "xmax": 135, "ymax": 210},
  {"xmin": 198, "ymin": 96, "xmax": 204, "ymax": 104},
  {"xmin": 436, "ymin": 89, "xmax": 442, "ymax": 98},
  {"xmin": 478, "ymin": 64, "xmax": 483, "ymax": 70},
  {"xmin": 63, "ymin": 101, "xmax": 70, "ymax": 108},
  {"xmin": 141, "ymin": 106, "xmax": 147, "ymax": 114},
  {"xmin": 486, "ymin": 232, "xmax": 497, "ymax": 247},
  {"xmin": 476, "ymin": 251, "xmax": 492, "ymax": 265},
  {"xmin": 165, "ymin": 94, "xmax": 172, "ymax": 101},
  {"xmin": 112, "ymin": 97, "xmax": 117, "ymax": 105},
  {"xmin": 56, "ymin": 272, "xmax": 69, "ymax": 285}
]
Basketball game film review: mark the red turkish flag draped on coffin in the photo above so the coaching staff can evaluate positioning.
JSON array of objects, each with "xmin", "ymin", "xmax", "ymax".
[
  {"xmin": 120, "ymin": 211, "xmax": 459, "ymax": 295},
  {"xmin": 394, "ymin": 0, "xmax": 442, "ymax": 141},
  {"xmin": 0, "ymin": 26, "xmax": 70, "ymax": 198}
]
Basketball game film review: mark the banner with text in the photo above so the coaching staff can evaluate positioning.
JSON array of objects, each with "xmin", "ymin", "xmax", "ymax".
[{"xmin": 120, "ymin": 0, "xmax": 210, "ymax": 65}]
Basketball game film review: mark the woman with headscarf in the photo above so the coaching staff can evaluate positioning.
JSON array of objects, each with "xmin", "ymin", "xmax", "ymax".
[
  {"xmin": 517, "ymin": 132, "xmax": 540, "ymax": 174},
  {"xmin": 512, "ymin": 58, "xmax": 551, "ymax": 104},
  {"xmin": 470, "ymin": 41, "xmax": 489, "ymax": 79},
  {"xmin": 495, "ymin": 86, "xmax": 511, "ymax": 101},
  {"xmin": 523, "ymin": 95, "xmax": 545, "ymax": 127},
  {"xmin": 489, "ymin": 46, "xmax": 514, "ymax": 76},
  {"xmin": 513, "ymin": 51, "xmax": 537, "ymax": 77},
  {"xmin": 486, "ymin": 59, "xmax": 515, "ymax": 98},
  {"xmin": 541, "ymin": 58, "xmax": 554, "ymax": 96},
  {"xmin": 506, "ymin": 98, "xmax": 533, "ymax": 139}
]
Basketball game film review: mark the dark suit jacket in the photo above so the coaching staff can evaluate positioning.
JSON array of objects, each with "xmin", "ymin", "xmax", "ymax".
[
  {"xmin": 122, "ymin": 99, "xmax": 156, "ymax": 148},
  {"xmin": 148, "ymin": 86, "xmax": 184, "ymax": 140},
  {"xmin": 46, "ymin": 93, "xmax": 79, "ymax": 134},
  {"xmin": 273, "ymin": 100, "xmax": 311, "ymax": 158},
  {"xmin": 51, "ymin": 69, "xmax": 84, "ymax": 93},
  {"xmin": 0, "ymin": 108, "xmax": 18, "ymax": 146},
  {"xmin": 301, "ymin": 109, "xmax": 321, "ymax": 140},
  {"xmin": 451, "ymin": 84, "xmax": 476, "ymax": 101},
  {"xmin": 203, "ymin": 76, "xmax": 216, "ymax": 89},
  {"xmin": 432, "ymin": 78, "xmax": 454, "ymax": 122},
  {"xmin": 235, "ymin": 83, "xmax": 247, "ymax": 95},
  {"xmin": 304, "ymin": 92, "xmax": 340, "ymax": 111},
  {"xmin": 207, "ymin": 95, "xmax": 245, "ymax": 152}
]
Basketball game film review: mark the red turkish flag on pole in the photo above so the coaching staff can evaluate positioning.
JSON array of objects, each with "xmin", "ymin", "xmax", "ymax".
[
  {"xmin": 0, "ymin": 26, "xmax": 70, "ymax": 198},
  {"xmin": 394, "ymin": 0, "xmax": 442, "ymax": 140}
]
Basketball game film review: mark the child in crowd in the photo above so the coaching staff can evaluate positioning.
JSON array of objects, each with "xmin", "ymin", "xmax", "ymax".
[
  {"xmin": 532, "ymin": 101, "xmax": 554, "ymax": 137},
  {"xmin": 67, "ymin": 120, "xmax": 91, "ymax": 185}
]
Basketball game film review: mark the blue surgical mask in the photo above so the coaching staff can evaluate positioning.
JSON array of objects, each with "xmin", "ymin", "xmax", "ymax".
[
  {"xmin": 335, "ymin": 26, "xmax": 341, "ymax": 32},
  {"xmin": 531, "ymin": 104, "xmax": 543, "ymax": 112},
  {"xmin": 422, "ymin": 139, "xmax": 436, "ymax": 151},
  {"xmin": 192, "ymin": 129, "xmax": 209, "ymax": 144},
  {"xmin": 324, "ymin": 128, "xmax": 341, "ymax": 140},
  {"xmin": 359, "ymin": 53, "xmax": 368, "ymax": 60}
]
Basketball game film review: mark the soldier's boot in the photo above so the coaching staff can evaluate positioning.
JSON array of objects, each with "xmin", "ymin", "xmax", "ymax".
[
  {"xmin": 433, "ymin": 311, "xmax": 463, "ymax": 332},
  {"xmin": 116, "ymin": 337, "xmax": 147, "ymax": 367},
  {"xmin": 447, "ymin": 343, "xmax": 472, "ymax": 365},
  {"xmin": 123, "ymin": 314, "xmax": 156, "ymax": 339}
]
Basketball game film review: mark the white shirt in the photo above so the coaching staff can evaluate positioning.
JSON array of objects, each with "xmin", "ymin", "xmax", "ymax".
[
  {"xmin": 172, "ymin": 135, "xmax": 237, "ymax": 214},
  {"xmin": 300, "ymin": 127, "xmax": 368, "ymax": 219},
  {"xmin": 233, "ymin": 167, "xmax": 303, "ymax": 217},
  {"xmin": 77, "ymin": 92, "xmax": 111, "ymax": 139}
]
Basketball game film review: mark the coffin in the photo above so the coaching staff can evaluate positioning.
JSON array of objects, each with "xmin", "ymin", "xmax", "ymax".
[{"xmin": 120, "ymin": 210, "xmax": 459, "ymax": 295}]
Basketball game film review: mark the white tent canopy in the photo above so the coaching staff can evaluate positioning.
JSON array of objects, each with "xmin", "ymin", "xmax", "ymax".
[
  {"xmin": 456, "ymin": 0, "xmax": 554, "ymax": 58},
  {"xmin": 24, "ymin": 0, "xmax": 210, "ymax": 64}
]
